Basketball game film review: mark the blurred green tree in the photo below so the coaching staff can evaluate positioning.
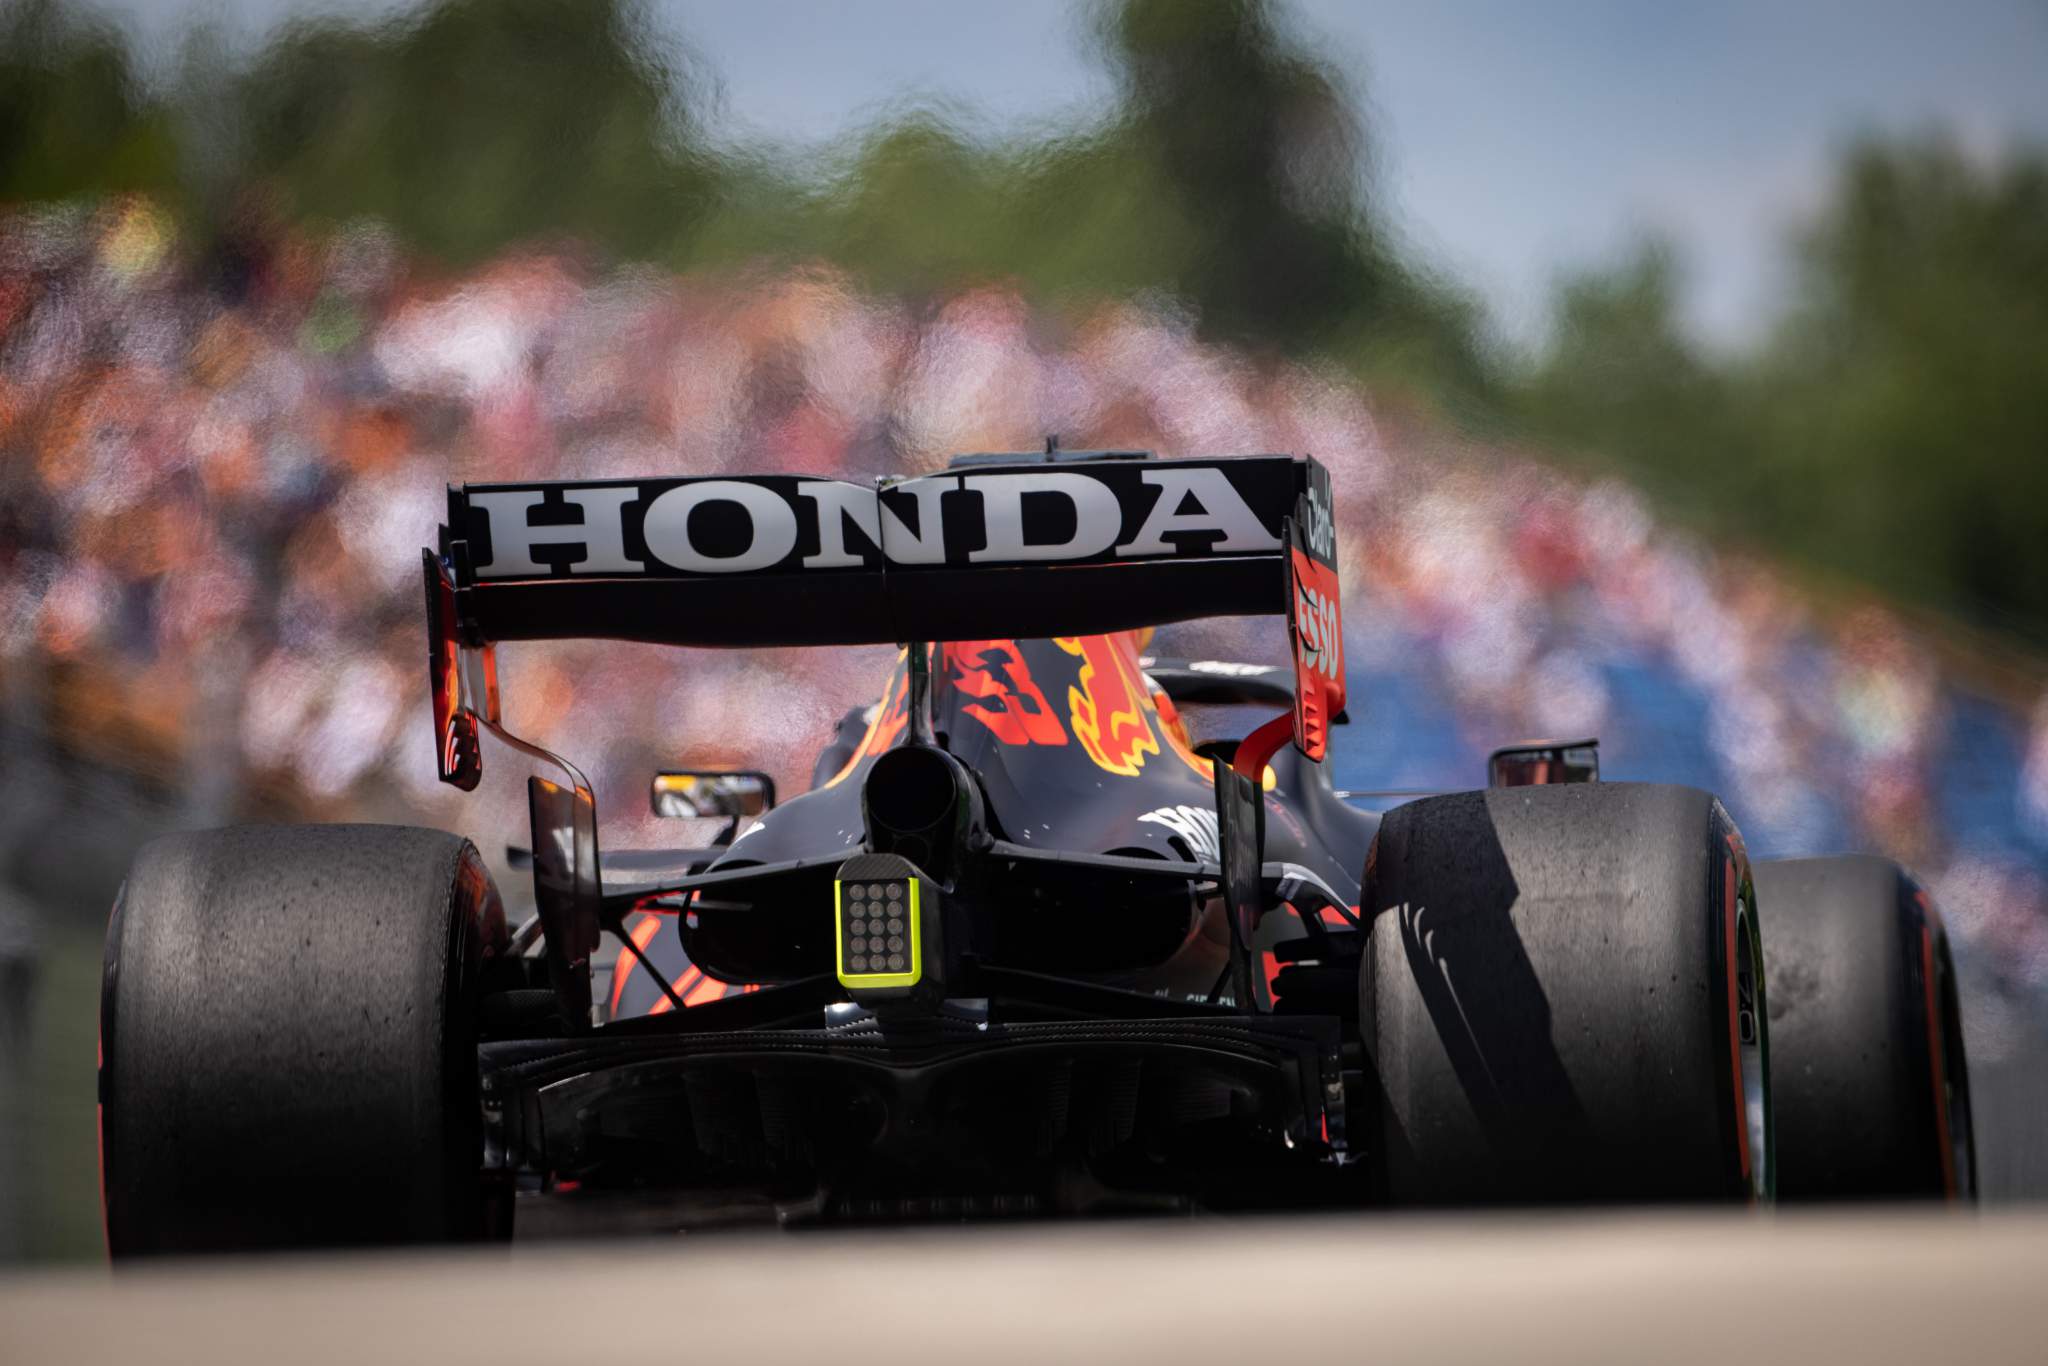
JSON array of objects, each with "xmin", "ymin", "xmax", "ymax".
[
  {"xmin": 0, "ymin": 0, "xmax": 181, "ymax": 204},
  {"xmin": 1522, "ymin": 138, "xmax": 2048, "ymax": 636},
  {"xmin": 228, "ymin": 0, "xmax": 715, "ymax": 263},
  {"xmin": 1521, "ymin": 242, "xmax": 1740, "ymax": 510},
  {"xmin": 1099, "ymin": 0, "xmax": 1373, "ymax": 346},
  {"xmin": 1759, "ymin": 137, "xmax": 2048, "ymax": 631},
  {"xmin": 1093, "ymin": 0, "xmax": 1493, "ymax": 400}
]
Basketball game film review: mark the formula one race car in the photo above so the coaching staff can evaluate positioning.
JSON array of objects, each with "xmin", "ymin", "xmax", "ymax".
[{"xmin": 98, "ymin": 451, "xmax": 1974, "ymax": 1252}]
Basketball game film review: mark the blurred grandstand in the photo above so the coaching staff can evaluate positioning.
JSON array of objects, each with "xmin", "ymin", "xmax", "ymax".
[{"xmin": 4, "ymin": 194, "xmax": 2045, "ymax": 961}]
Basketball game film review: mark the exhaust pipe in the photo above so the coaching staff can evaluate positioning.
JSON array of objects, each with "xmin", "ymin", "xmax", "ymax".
[{"xmin": 861, "ymin": 743, "xmax": 985, "ymax": 878}]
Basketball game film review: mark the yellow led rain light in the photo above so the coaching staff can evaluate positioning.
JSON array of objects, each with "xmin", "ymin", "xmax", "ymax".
[{"xmin": 834, "ymin": 876, "xmax": 923, "ymax": 990}]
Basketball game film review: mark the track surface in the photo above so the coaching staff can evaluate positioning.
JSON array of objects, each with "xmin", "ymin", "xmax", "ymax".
[{"xmin": 4, "ymin": 1211, "xmax": 2045, "ymax": 1365}]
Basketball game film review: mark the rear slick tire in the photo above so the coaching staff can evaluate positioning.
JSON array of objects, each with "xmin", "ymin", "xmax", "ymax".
[
  {"xmin": 1755, "ymin": 854, "xmax": 1974, "ymax": 1201},
  {"xmin": 1360, "ymin": 783, "xmax": 1769, "ymax": 1204},
  {"xmin": 100, "ymin": 824, "xmax": 508, "ymax": 1255}
]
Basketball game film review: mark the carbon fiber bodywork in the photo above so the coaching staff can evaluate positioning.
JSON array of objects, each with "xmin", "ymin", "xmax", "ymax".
[
  {"xmin": 486, "ymin": 631, "xmax": 1380, "ymax": 1221},
  {"xmin": 481, "ymin": 1005, "xmax": 1355, "ymax": 1220},
  {"xmin": 634, "ymin": 637, "xmax": 1375, "ymax": 1006}
]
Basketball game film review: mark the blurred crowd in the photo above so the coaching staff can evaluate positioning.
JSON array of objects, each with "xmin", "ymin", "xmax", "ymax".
[{"xmin": 3, "ymin": 195, "xmax": 2047, "ymax": 1021}]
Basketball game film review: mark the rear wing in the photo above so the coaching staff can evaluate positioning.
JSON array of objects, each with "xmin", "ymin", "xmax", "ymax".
[
  {"xmin": 422, "ymin": 453, "xmax": 1344, "ymax": 1028},
  {"xmin": 425, "ymin": 453, "xmax": 1344, "ymax": 778},
  {"xmin": 434, "ymin": 455, "xmax": 1318, "ymax": 645}
]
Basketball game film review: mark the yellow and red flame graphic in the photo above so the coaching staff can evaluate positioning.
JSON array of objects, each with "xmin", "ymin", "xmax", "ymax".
[{"xmin": 1055, "ymin": 633, "xmax": 1162, "ymax": 776}]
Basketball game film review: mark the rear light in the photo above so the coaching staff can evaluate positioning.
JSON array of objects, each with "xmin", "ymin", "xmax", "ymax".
[
  {"xmin": 423, "ymin": 551, "xmax": 482, "ymax": 790},
  {"xmin": 834, "ymin": 853, "xmax": 939, "ymax": 1002}
]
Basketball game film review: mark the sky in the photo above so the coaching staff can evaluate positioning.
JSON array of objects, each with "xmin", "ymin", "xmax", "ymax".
[{"xmin": 95, "ymin": 0, "xmax": 2048, "ymax": 349}]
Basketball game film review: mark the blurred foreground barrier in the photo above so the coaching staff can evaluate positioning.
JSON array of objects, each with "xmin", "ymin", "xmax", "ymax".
[{"xmin": 2, "ymin": 1211, "xmax": 2044, "ymax": 1365}]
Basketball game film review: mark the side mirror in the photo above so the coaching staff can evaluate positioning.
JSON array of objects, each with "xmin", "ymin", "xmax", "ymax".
[
  {"xmin": 651, "ymin": 770, "xmax": 776, "ymax": 820},
  {"xmin": 1488, "ymin": 738, "xmax": 1599, "ymax": 788}
]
